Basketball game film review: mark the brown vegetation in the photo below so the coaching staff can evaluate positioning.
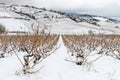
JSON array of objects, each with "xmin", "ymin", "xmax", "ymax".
[
  {"xmin": 0, "ymin": 34, "xmax": 59, "ymax": 74},
  {"xmin": 62, "ymin": 34, "xmax": 120, "ymax": 65}
]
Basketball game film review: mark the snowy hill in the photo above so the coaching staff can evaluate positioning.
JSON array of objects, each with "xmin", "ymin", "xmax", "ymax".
[
  {"xmin": 0, "ymin": 3, "xmax": 120, "ymax": 80},
  {"xmin": 0, "ymin": 3, "xmax": 120, "ymax": 34}
]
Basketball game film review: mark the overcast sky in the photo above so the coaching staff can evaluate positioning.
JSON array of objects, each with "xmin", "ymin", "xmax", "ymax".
[{"xmin": 0, "ymin": 0, "xmax": 120, "ymax": 17}]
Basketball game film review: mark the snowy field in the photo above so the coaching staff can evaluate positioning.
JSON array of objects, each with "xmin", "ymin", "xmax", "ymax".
[
  {"xmin": 0, "ymin": 4, "xmax": 120, "ymax": 80},
  {"xmin": 0, "ymin": 36, "xmax": 120, "ymax": 80}
]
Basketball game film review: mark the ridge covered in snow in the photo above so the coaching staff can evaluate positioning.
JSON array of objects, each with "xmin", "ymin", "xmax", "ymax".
[{"xmin": 0, "ymin": 3, "xmax": 120, "ymax": 34}]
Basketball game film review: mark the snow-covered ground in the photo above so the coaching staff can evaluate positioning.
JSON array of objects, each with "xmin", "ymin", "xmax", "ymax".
[
  {"xmin": 0, "ymin": 12, "xmax": 29, "ymax": 32},
  {"xmin": 0, "ymin": 37, "xmax": 120, "ymax": 80},
  {"xmin": 0, "ymin": 4, "xmax": 120, "ymax": 80},
  {"xmin": 0, "ymin": 4, "xmax": 120, "ymax": 34},
  {"xmin": 93, "ymin": 17, "xmax": 108, "ymax": 22}
]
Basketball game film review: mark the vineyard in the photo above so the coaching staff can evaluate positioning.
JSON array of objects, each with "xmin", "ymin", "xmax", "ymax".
[
  {"xmin": 0, "ymin": 2, "xmax": 120, "ymax": 80},
  {"xmin": 0, "ymin": 34, "xmax": 59, "ymax": 74},
  {"xmin": 0, "ymin": 34, "xmax": 120, "ymax": 80},
  {"xmin": 62, "ymin": 35, "xmax": 120, "ymax": 65}
]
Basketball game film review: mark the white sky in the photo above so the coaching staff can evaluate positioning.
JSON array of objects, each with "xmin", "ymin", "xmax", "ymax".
[{"xmin": 0, "ymin": 0, "xmax": 120, "ymax": 16}]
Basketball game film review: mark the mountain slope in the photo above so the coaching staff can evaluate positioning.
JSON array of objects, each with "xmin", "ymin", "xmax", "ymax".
[{"xmin": 0, "ymin": 4, "xmax": 120, "ymax": 34}]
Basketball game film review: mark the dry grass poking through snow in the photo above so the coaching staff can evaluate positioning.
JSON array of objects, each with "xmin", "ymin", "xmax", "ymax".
[
  {"xmin": 62, "ymin": 34, "xmax": 120, "ymax": 65},
  {"xmin": 0, "ymin": 34, "xmax": 59, "ymax": 74}
]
